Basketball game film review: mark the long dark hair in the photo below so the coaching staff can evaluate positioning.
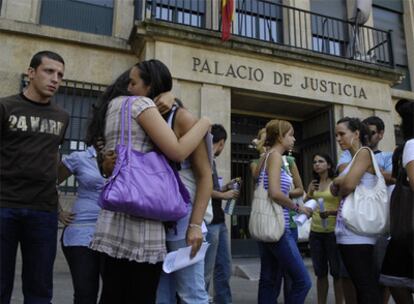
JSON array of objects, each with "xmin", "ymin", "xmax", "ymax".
[
  {"xmin": 85, "ymin": 70, "xmax": 131, "ymax": 146},
  {"xmin": 136, "ymin": 60, "xmax": 172, "ymax": 100},
  {"xmin": 312, "ymin": 153, "xmax": 336, "ymax": 179},
  {"xmin": 392, "ymin": 99, "xmax": 414, "ymax": 178},
  {"xmin": 396, "ymin": 99, "xmax": 414, "ymax": 141},
  {"xmin": 337, "ymin": 117, "xmax": 371, "ymax": 146},
  {"xmin": 86, "ymin": 59, "xmax": 173, "ymax": 147}
]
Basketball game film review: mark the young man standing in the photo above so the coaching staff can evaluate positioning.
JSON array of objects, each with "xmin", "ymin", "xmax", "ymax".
[
  {"xmin": 204, "ymin": 124, "xmax": 239, "ymax": 304},
  {"xmin": 0, "ymin": 51, "xmax": 69, "ymax": 304}
]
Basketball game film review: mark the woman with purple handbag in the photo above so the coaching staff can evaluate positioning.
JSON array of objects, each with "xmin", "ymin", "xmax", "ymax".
[{"xmin": 89, "ymin": 60, "xmax": 211, "ymax": 304}]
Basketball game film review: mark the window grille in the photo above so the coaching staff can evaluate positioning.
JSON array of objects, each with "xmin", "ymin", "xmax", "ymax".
[{"xmin": 21, "ymin": 75, "xmax": 107, "ymax": 193}]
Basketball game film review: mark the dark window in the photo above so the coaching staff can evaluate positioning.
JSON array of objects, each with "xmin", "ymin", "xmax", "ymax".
[
  {"xmin": 234, "ymin": 0, "xmax": 283, "ymax": 43},
  {"xmin": 21, "ymin": 75, "xmax": 106, "ymax": 193},
  {"xmin": 40, "ymin": 0, "xmax": 114, "ymax": 36},
  {"xmin": 310, "ymin": 0, "xmax": 348, "ymax": 56},
  {"xmin": 373, "ymin": 4, "xmax": 411, "ymax": 90},
  {"xmin": 148, "ymin": 0, "xmax": 205, "ymax": 28}
]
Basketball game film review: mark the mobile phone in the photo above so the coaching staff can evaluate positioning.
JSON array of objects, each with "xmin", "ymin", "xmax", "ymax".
[{"xmin": 312, "ymin": 172, "xmax": 320, "ymax": 190}]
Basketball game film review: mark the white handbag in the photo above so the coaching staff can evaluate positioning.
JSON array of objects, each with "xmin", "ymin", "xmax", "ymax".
[
  {"xmin": 341, "ymin": 147, "xmax": 389, "ymax": 236},
  {"xmin": 249, "ymin": 152, "xmax": 285, "ymax": 242}
]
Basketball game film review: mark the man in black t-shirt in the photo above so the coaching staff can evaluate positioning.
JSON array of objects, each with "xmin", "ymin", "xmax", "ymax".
[
  {"xmin": 204, "ymin": 124, "xmax": 239, "ymax": 304},
  {"xmin": 0, "ymin": 51, "xmax": 69, "ymax": 304}
]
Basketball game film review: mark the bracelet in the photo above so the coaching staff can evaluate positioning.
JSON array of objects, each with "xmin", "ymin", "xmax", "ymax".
[{"xmin": 188, "ymin": 223, "xmax": 202, "ymax": 230}]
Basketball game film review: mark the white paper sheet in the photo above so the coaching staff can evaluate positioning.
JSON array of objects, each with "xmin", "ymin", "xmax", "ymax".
[
  {"xmin": 293, "ymin": 199, "xmax": 318, "ymax": 226},
  {"xmin": 162, "ymin": 242, "xmax": 210, "ymax": 274}
]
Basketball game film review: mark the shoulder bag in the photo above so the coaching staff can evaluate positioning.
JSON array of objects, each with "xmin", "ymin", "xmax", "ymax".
[
  {"xmin": 249, "ymin": 152, "xmax": 285, "ymax": 242},
  {"xmin": 341, "ymin": 147, "xmax": 389, "ymax": 236},
  {"xmin": 98, "ymin": 97, "xmax": 190, "ymax": 221},
  {"xmin": 389, "ymin": 143, "xmax": 414, "ymax": 240}
]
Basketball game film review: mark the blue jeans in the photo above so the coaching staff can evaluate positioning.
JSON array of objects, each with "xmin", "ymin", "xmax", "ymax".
[
  {"xmin": 0, "ymin": 208, "xmax": 58, "ymax": 304},
  {"xmin": 273, "ymin": 227, "xmax": 298, "ymax": 303},
  {"xmin": 258, "ymin": 229, "xmax": 311, "ymax": 304},
  {"xmin": 156, "ymin": 239, "xmax": 208, "ymax": 304},
  {"xmin": 204, "ymin": 223, "xmax": 232, "ymax": 304}
]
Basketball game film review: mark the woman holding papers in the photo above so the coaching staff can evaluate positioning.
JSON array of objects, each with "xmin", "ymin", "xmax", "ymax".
[
  {"xmin": 306, "ymin": 153, "xmax": 343, "ymax": 304},
  {"xmin": 155, "ymin": 98, "xmax": 212, "ymax": 304},
  {"xmin": 256, "ymin": 119, "xmax": 312, "ymax": 304}
]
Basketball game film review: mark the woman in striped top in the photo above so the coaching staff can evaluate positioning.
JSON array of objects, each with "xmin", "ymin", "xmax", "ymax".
[{"xmin": 257, "ymin": 119, "xmax": 312, "ymax": 304}]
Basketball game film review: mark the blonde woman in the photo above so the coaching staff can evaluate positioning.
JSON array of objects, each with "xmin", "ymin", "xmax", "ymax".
[{"xmin": 256, "ymin": 119, "xmax": 312, "ymax": 304}]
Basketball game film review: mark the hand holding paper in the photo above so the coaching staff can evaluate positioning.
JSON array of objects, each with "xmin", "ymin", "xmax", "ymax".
[
  {"xmin": 162, "ymin": 242, "xmax": 210, "ymax": 274},
  {"xmin": 293, "ymin": 199, "xmax": 318, "ymax": 226}
]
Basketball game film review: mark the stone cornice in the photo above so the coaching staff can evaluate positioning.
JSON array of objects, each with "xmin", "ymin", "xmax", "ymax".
[
  {"xmin": 0, "ymin": 18, "xmax": 132, "ymax": 52},
  {"xmin": 131, "ymin": 20, "xmax": 403, "ymax": 85}
]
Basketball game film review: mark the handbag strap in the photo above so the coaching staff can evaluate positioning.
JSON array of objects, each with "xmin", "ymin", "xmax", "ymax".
[
  {"xmin": 347, "ymin": 147, "xmax": 382, "ymax": 179},
  {"xmin": 258, "ymin": 151, "xmax": 274, "ymax": 187},
  {"xmin": 120, "ymin": 97, "xmax": 134, "ymax": 160}
]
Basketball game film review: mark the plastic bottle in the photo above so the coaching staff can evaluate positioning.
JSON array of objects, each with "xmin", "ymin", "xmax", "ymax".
[
  {"xmin": 224, "ymin": 179, "xmax": 240, "ymax": 215},
  {"xmin": 318, "ymin": 198, "xmax": 328, "ymax": 229}
]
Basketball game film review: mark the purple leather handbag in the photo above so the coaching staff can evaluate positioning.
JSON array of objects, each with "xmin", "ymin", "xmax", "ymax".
[{"xmin": 98, "ymin": 97, "xmax": 190, "ymax": 221}]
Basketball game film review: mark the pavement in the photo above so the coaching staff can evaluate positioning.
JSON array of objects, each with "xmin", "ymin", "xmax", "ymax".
[{"xmin": 10, "ymin": 230, "xmax": 336, "ymax": 304}]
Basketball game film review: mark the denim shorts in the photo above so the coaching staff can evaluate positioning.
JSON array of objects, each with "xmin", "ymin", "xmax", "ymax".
[{"xmin": 309, "ymin": 231, "xmax": 343, "ymax": 278}]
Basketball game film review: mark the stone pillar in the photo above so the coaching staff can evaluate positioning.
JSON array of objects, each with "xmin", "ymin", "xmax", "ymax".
[
  {"xmin": 200, "ymin": 84, "xmax": 231, "ymax": 182},
  {"xmin": 374, "ymin": 109, "xmax": 396, "ymax": 151},
  {"xmin": 282, "ymin": 0, "xmax": 312, "ymax": 50},
  {"xmin": 403, "ymin": 0, "xmax": 414, "ymax": 90},
  {"xmin": 200, "ymin": 83, "xmax": 232, "ymax": 239},
  {"xmin": 205, "ymin": 0, "xmax": 220, "ymax": 31},
  {"xmin": 2, "ymin": 0, "xmax": 40, "ymax": 23},
  {"xmin": 112, "ymin": 0, "xmax": 135, "ymax": 40}
]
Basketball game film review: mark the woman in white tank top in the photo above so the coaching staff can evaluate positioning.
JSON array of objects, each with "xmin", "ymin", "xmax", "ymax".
[{"xmin": 331, "ymin": 117, "xmax": 380, "ymax": 304}]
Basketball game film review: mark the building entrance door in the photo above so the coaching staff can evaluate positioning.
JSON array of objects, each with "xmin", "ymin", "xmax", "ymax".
[{"xmin": 229, "ymin": 107, "xmax": 336, "ymax": 257}]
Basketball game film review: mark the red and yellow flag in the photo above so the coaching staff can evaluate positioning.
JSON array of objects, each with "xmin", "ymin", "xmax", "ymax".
[{"xmin": 221, "ymin": 0, "xmax": 235, "ymax": 41}]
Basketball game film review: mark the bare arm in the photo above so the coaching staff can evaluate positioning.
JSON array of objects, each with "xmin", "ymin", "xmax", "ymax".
[
  {"xmin": 289, "ymin": 162, "xmax": 305, "ymax": 198},
  {"xmin": 57, "ymin": 162, "xmax": 72, "ymax": 185},
  {"xmin": 137, "ymin": 107, "xmax": 210, "ymax": 162},
  {"xmin": 154, "ymin": 91, "xmax": 175, "ymax": 115},
  {"xmin": 337, "ymin": 163, "xmax": 348, "ymax": 175},
  {"xmin": 212, "ymin": 189, "xmax": 237, "ymax": 200},
  {"xmin": 267, "ymin": 153, "xmax": 310, "ymax": 216},
  {"xmin": 381, "ymin": 170, "xmax": 395, "ymax": 185},
  {"xmin": 334, "ymin": 148, "xmax": 374, "ymax": 196},
  {"xmin": 406, "ymin": 161, "xmax": 414, "ymax": 191},
  {"xmin": 250, "ymin": 162, "xmax": 258, "ymax": 178},
  {"xmin": 267, "ymin": 153, "xmax": 297, "ymax": 208},
  {"xmin": 176, "ymin": 109, "xmax": 212, "ymax": 257},
  {"xmin": 57, "ymin": 161, "xmax": 76, "ymax": 225}
]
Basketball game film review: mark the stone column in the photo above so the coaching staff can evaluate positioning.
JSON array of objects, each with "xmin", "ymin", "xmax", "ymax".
[
  {"xmin": 200, "ymin": 83, "xmax": 232, "ymax": 240},
  {"xmin": 2, "ymin": 0, "xmax": 40, "ymax": 23},
  {"xmin": 205, "ymin": 0, "xmax": 220, "ymax": 31},
  {"xmin": 374, "ymin": 109, "xmax": 396, "ymax": 151},
  {"xmin": 112, "ymin": 0, "xmax": 135, "ymax": 40},
  {"xmin": 282, "ymin": 0, "xmax": 312, "ymax": 51},
  {"xmin": 403, "ymin": 0, "xmax": 414, "ymax": 90}
]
